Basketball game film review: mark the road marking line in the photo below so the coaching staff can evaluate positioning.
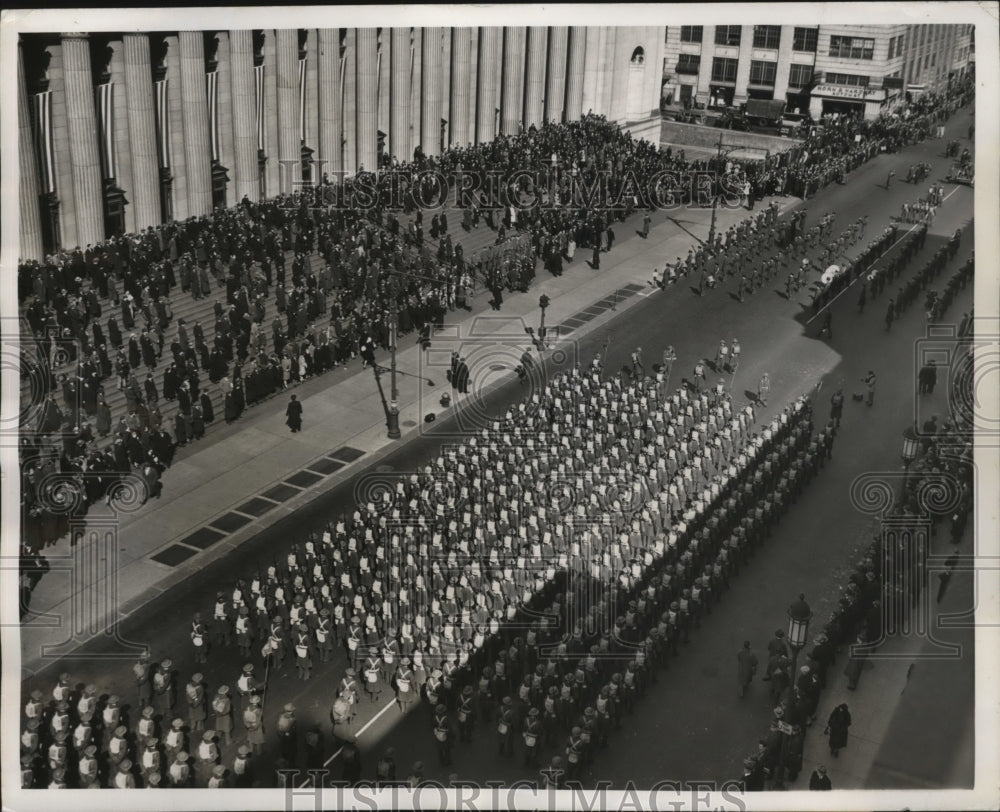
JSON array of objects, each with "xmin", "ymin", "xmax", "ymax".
[
  {"xmin": 804, "ymin": 185, "xmax": 962, "ymax": 324},
  {"xmin": 298, "ymin": 697, "xmax": 399, "ymax": 785}
]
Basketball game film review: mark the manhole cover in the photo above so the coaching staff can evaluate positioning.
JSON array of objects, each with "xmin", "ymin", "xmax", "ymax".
[
  {"xmin": 402, "ymin": 420, "xmax": 417, "ymax": 428},
  {"xmin": 376, "ymin": 464, "xmax": 394, "ymax": 473},
  {"xmin": 489, "ymin": 364, "xmax": 508, "ymax": 371}
]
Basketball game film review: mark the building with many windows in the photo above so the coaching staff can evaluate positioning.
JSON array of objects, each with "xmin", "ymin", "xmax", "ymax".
[
  {"xmin": 17, "ymin": 26, "xmax": 666, "ymax": 261},
  {"xmin": 662, "ymin": 23, "xmax": 973, "ymax": 120}
]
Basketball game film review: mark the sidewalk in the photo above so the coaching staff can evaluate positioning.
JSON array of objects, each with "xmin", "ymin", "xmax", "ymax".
[{"xmin": 19, "ymin": 189, "xmax": 801, "ymax": 676}]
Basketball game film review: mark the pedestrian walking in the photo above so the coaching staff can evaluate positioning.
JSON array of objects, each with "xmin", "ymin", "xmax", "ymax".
[
  {"xmin": 641, "ymin": 212, "xmax": 651, "ymax": 238},
  {"xmin": 825, "ymin": 703, "xmax": 852, "ymax": 756},
  {"xmin": 757, "ymin": 373, "xmax": 770, "ymax": 406},
  {"xmin": 862, "ymin": 371, "xmax": 876, "ymax": 406},
  {"xmin": 285, "ymin": 394, "xmax": 303, "ymax": 433},
  {"xmin": 886, "ymin": 170, "xmax": 895, "ymax": 189},
  {"xmin": 829, "ymin": 389, "xmax": 844, "ymax": 428},
  {"xmin": 885, "ymin": 300, "xmax": 895, "ymax": 331},
  {"xmin": 737, "ymin": 641, "xmax": 758, "ymax": 698}
]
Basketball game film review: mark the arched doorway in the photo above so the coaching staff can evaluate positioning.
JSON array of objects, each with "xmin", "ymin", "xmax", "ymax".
[{"xmin": 626, "ymin": 46, "xmax": 646, "ymax": 120}]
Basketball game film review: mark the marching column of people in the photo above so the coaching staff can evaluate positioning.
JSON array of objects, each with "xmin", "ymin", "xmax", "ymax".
[{"xmin": 22, "ymin": 335, "xmax": 840, "ymax": 788}]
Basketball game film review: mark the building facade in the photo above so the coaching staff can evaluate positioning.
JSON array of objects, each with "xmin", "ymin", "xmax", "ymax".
[
  {"xmin": 662, "ymin": 23, "xmax": 973, "ymax": 120},
  {"xmin": 17, "ymin": 26, "xmax": 665, "ymax": 261}
]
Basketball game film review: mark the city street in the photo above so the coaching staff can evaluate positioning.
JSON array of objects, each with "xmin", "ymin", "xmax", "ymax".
[{"xmin": 18, "ymin": 104, "xmax": 976, "ymax": 791}]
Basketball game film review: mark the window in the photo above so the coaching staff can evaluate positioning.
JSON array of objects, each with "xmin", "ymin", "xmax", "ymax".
[
  {"xmin": 711, "ymin": 56, "xmax": 738, "ymax": 83},
  {"xmin": 714, "ymin": 26, "xmax": 742, "ymax": 47},
  {"xmin": 749, "ymin": 60, "xmax": 777, "ymax": 86},
  {"xmin": 824, "ymin": 72, "xmax": 870, "ymax": 87},
  {"xmin": 793, "ymin": 27, "xmax": 818, "ymax": 52},
  {"xmin": 680, "ymin": 26, "xmax": 703, "ymax": 43},
  {"xmin": 753, "ymin": 26, "xmax": 781, "ymax": 50},
  {"xmin": 676, "ymin": 54, "xmax": 701, "ymax": 75},
  {"xmin": 888, "ymin": 35, "xmax": 905, "ymax": 60},
  {"xmin": 787, "ymin": 63, "xmax": 814, "ymax": 87},
  {"xmin": 829, "ymin": 35, "xmax": 875, "ymax": 60}
]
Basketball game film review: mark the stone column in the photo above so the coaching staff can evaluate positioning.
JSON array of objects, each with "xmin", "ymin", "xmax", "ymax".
[
  {"xmin": 500, "ymin": 27, "xmax": 526, "ymax": 135},
  {"xmin": 317, "ymin": 28, "xmax": 343, "ymax": 176},
  {"xmin": 61, "ymin": 33, "xmax": 105, "ymax": 247},
  {"xmin": 421, "ymin": 27, "xmax": 442, "ymax": 157},
  {"xmin": 19, "ymin": 43, "xmax": 45, "ymax": 260},
  {"xmin": 564, "ymin": 27, "xmax": 586, "ymax": 122},
  {"xmin": 177, "ymin": 31, "xmax": 213, "ymax": 215},
  {"xmin": 356, "ymin": 28, "xmax": 378, "ymax": 172},
  {"xmin": 450, "ymin": 27, "xmax": 471, "ymax": 148},
  {"xmin": 215, "ymin": 32, "xmax": 236, "ymax": 188},
  {"xmin": 524, "ymin": 27, "xmax": 546, "ymax": 128},
  {"xmin": 581, "ymin": 28, "xmax": 601, "ymax": 114},
  {"xmin": 546, "ymin": 27, "xmax": 569, "ymax": 123},
  {"xmin": 390, "ymin": 27, "xmax": 411, "ymax": 161},
  {"xmin": 275, "ymin": 28, "xmax": 300, "ymax": 193},
  {"xmin": 476, "ymin": 27, "xmax": 502, "ymax": 143},
  {"xmin": 229, "ymin": 30, "xmax": 259, "ymax": 202},
  {"xmin": 304, "ymin": 29, "xmax": 320, "ymax": 177},
  {"xmin": 122, "ymin": 34, "xmax": 161, "ymax": 229}
]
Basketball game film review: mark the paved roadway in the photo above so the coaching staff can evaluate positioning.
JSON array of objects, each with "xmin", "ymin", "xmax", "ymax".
[{"xmin": 19, "ymin": 106, "xmax": 976, "ymax": 790}]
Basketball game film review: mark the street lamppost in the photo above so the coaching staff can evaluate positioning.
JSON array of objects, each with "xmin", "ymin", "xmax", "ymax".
[
  {"xmin": 772, "ymin": 593, "xmax": 812, "ymax": 790},
  {"xmin": 376, "ymin": 267, "xmax": 444, "ymax": 440},
  {"xmin": 525, "ymin": 294, "xmax": 550, "ymax": 352},
  {"xmin": 786, "ymin": 593, "xmax": 813, "ymax": 676}
]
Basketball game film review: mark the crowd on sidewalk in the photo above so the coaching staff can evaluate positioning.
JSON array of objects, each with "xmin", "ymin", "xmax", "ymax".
[
  {"xmin": 738, "ymin": 347, "xmax": 975, "ymax": 791},
  {"xmin": 781, "ymin": 82, "xmax": 972, "ymax": 200}
]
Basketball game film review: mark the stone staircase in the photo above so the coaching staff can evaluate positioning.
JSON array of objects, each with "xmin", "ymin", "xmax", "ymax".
[{"xmin": 19, "ymin": 197, "xmax": 521, "ymax": 450}]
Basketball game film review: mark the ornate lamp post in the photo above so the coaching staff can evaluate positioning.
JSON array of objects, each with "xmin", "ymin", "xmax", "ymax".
[{"xmin": 786, "ymin": 593, "xmax": 812, "ymax": 675}]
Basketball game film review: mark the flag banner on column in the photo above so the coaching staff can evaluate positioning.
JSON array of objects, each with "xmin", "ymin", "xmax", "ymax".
[
  {"xmin": 255, "ymin": 64, "xmax": 265, "ymax": 152},
  {"xmin": 97, "ymin": 82, "xmax": 117, "ymax": 180},
  {"xmin": 155, "ymin": 79, "xmax": 171, "ymax": 169},
  {"xmin": 32, "ymin": 91, "xmax": 56, "ymax": 194},
  {"xmin": 206, "ymin": 70, "xmax": 220, "ymax": 162},
  {"xmin": 299, "ymin": 57, "xmax": 307, "ymax": 143}
]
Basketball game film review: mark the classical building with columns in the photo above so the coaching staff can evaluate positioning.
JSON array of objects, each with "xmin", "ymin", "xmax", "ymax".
[{"xmin": 17, "ymin": 26, "xmax": 666, "ymax": 261}]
